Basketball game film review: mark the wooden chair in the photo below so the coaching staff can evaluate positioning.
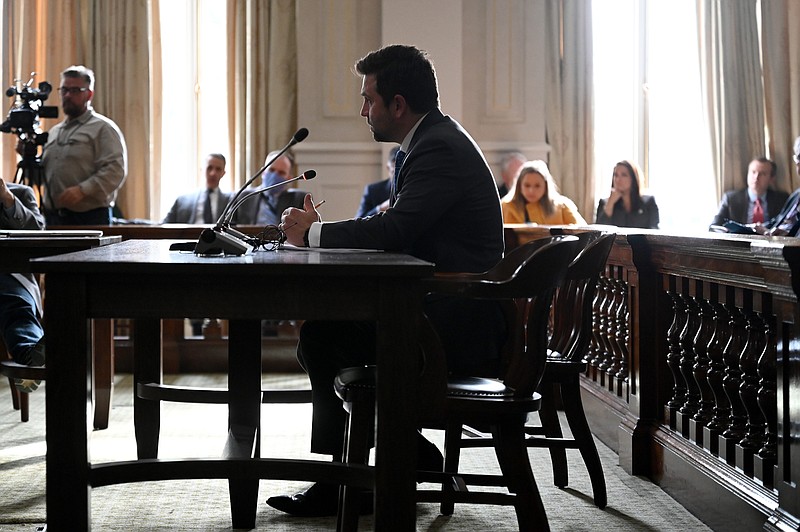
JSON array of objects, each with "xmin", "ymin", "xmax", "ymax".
[
  {"xmin": 1, "ymin": 356, "xmax": 45, "ymax": 422},
  {"xmin": 334, "ymin": 235, "xmax": 582, "ymax": 531},
  {"xmin": 447, "ymin": 231, "xmax": 616, "ymax": 511}
]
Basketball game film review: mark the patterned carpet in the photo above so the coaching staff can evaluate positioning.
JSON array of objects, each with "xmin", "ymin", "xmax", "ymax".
[{"xmin": 0, "ymin": 373, "xmax": 712, "ymax": 531}]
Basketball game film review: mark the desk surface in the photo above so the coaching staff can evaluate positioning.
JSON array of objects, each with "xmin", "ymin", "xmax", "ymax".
[
  {"xmin": 0, "ymin": 233, "xmax": 121, "ymax": 272},
  {"xmin": 39, "ymin": 239, "xmax": 434, "ymax": 531}
]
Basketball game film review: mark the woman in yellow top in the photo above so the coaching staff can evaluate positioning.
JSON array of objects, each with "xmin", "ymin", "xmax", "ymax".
[{"xmin": 501, "ymin": 160, "xmax": 587, "ymax": 225}]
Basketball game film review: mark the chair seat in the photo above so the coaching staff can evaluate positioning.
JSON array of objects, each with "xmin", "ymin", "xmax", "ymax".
[{"xmin": 1, "ymin": 360, "xmax": 46, "ymax": 381}]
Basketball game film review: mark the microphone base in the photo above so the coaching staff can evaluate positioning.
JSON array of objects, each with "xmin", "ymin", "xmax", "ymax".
[{"xmin": 194, "ymin": 227, "xmax": 253, "ymax": 256}]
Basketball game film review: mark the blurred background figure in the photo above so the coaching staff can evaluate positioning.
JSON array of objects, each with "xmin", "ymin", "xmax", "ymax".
[
  {"xmin": 501, "ymin": 160, "xmax": 586, "ymax": 225},
  {"xmin": 497, "ymin": 151, "xmax": 527, "ymax": 198},
  {"xmin": 595, "ymin": 160, "xmax": 659, "ymax": 229},
  {"xmin": 710, "ymin": 157, "xmax": 788, "ymax": 227},
  {"xmin": 162, "ymin": 153, "xmax": 230, "ymax": 224},
  {"xmin": 356, "ymin": 146, "xmax": 396, "ymax": 218}
]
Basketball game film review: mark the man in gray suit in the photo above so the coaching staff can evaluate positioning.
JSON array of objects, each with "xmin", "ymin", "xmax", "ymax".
[
  {"xmin": 269, "ymin": 44, "xmax": 505, "ymax": 517},
  {"xmin": 710, "ymin": 157, "xmax": 789, "ymax": 227},
  {"xmin": 162, "ymin": 153, "xmax": 231, "ymax": 224},
  {"xmin": 0, "ymin": 180, "xmax": 46, "ymax": 392}
]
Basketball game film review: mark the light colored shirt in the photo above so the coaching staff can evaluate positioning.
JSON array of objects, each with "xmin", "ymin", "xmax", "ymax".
[{"xmin": 41, "ymin": 108, "xmax": 127, "ymax": 212}]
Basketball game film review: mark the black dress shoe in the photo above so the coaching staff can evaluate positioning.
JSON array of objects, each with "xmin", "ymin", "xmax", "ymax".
[{"xmin": 266, "ymin": 482, "xmax": 373, "ymax": 517}]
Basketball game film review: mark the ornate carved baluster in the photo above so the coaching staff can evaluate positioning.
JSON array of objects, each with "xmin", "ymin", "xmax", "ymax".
[
  {"xmin": 678, "ymin": 292, "xmax": 702, "ymax": 418},
  {"xmin": 721, "ymin": 306, "xmax": 748, "ymax": 449},
  {"xmin": 706, "ymin": 299, "xmax": 731, "ymax": 436},
  {"xmin": 588, "ymin": 276, "xmax": 610, "ymax": 375},
  {"xmin": 738, "ymin": 311, "xmax": 767, "ymax": 456},
  {"xmin": 692, "ymin": 295, "xmax": 716, "ymax": 426},
  {"xmin": 596, "ymin": 277, "xmax": 615, "ymax": 381},
  {"xmin": 614, "ymin": 281, "xmax": 629, "ymax": 383},
  {"xmin": 606, "ymin": 278, "xmax": 625, "ymax": 390},
  {"xmin": 665, "ymin": 286, "xmax": 687, "ymax": 418},
  {"xmin": 756, "ymin": 315, "xmax": 777, "ymax": 473}
]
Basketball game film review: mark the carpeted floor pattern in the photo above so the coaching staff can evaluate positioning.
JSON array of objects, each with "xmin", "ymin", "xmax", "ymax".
[{"xmin": 0, "ymin": 373, "xmax": 712, "ymax": 531}]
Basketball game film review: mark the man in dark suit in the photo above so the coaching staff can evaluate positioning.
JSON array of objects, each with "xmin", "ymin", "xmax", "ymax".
[
  {"xmin": 754, "ymin": 137, "xmax": 800, "ymax": 236},
  {"xmin": 0, "ymin": 180, "xmax": 46, "ymax": 392},
  {"xmin": 710, "ymin": 157, "xmax": 789, "ymax": 227},
  {"xmin": 269, "ymin": 44, "xmax": 505, "ymax": 517},
  {"xmin": 355, "ymin": 146, "xmax": 396, "ymax": 217},
  {"xmin": 162, "ymin": 153, "xmax": 232, "ymax": 224}
]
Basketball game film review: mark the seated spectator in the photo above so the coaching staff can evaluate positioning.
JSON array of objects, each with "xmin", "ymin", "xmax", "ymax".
[
  {"xmin": 753, "ymin": 136, "xmax": 800, "ymax": 236},
  {"xmin": 595, "ymin": 160, "xmax": 659, "ymax": 229},
  {"xmin": 501, "ymin": 160, "xmax": 587, "ymax": 225},
  {"xmin": 710, "ymin": 157, "xmax": 788, "ymax": 227},
  {"xmin": 162, "ymin": 153, "xmax": 231, "ymax": 224},
  {"xmin": 0, "ymin": 179, "xmax": 46, "ymax": 392},
  {"xmin": 497, "ymin": 151, "xmax": 527, "ymax": 198},
  {"xmin": 235, "ymin": 151, "xmax": 302, "ymax": 226},
  {"xmin": 356, "ymin": 146, "xmax": 396, "ymax": 217}
]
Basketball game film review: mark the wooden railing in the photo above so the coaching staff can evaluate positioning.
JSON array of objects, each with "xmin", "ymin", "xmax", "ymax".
[{"xmin": 507, "ymin": 224, "xmax": 800, "ymax": 531}]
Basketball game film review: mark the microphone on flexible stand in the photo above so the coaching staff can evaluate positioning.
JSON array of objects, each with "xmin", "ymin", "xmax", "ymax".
[{"xmin": 194, "ymin": 128, "xmax": 310, "ymax": 256}]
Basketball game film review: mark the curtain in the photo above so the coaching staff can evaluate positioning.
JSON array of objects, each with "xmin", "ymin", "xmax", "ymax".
[
  {"xmin": 227, "ymin": 0, "xmax": 297, "ymax": 188},
  {"xmin": 697, "ymin": 0, "xmax": 764, "ymax": 199},
  {"xmin": 761, "ymin": 0, "xmax": 800, "ymax": 191},
  {"xmin": 544, "ymin": 0, "xmax": 594, "ymax": 221},
  {"xmin": 86, "ymin": 0, "xmax": 160, "ymax": 220}
]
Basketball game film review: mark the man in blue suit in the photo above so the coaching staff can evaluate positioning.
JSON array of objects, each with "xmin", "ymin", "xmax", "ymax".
[
  {"xmin": 270, "ymin": 44, "xmax": 505, "ymax": 517},
  {"xmin": 162, "ymin": 153, "xmax": 231, "ymax": 224},
  {"xmin": 355, "ymin": 146, "xmax": 396, "ymax": 218},
  {"xmin": 710, "ymin": 157, "xmax": 788, "ymax": 227}
]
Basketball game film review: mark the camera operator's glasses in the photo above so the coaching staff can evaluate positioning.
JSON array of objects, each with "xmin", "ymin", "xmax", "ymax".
[{"xmin": 58, "ymin": 87, "xmax": 89, "ymax": 96}]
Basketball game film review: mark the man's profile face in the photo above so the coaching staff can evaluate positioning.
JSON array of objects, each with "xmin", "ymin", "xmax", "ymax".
[
  {"xmin": 360, "ymin": 74, "xmax": 395, "ymax": 143},
  {"xmin": 747, "ymin": 160, "xmax": 773, "ymax": 196},
  {"xmin": 204, "ymin": 156, "xmax": 226, "ymax": 189},
  {"xmin": 60, "ymin": 76, "xmax": 92, "ymax": 118}
]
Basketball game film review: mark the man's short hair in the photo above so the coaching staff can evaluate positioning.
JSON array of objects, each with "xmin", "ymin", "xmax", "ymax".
[
  {"xmin": 208, "ymin": 153, "xmax": 226, "ymax": 166},
  {"xmin": 753, "ymin": 156, "xmax": 777, "ymax": 177},
  {"xmin": 61, "ymin": 65, "xmax": 95, "ymax": 90},
  {"xmin": 355, "ymin": 44, "xmax": 439, "ymax": 114}
]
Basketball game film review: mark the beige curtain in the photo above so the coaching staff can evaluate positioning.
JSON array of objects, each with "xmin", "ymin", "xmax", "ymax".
[
  {"xmin": 227, "ymin": 0, "xmax": 297, "ymax": 188},
  {"xmin": 544, "ymin": 0, "xmax": 594, "ymax": 220},
  {"xmin": 761, "ymin": 0, "xmax": 800, "ymax": 191},
  {"xmin": 697, "ymin": 0, "xmax": 764, "ymax": 199},
  {"xmin": 0, "ymin": 0, "xmax": 160, "ymax": 220}
]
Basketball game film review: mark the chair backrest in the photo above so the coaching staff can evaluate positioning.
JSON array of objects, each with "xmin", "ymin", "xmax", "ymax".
[{"xmin": 548, "ymin": 233, "xmax": 616, "ymax": 362}]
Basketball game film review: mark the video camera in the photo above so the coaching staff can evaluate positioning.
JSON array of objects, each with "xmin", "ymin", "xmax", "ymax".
[{"xmin": 0, "ymin": 72, "xmax": 58, "ymax": 147}]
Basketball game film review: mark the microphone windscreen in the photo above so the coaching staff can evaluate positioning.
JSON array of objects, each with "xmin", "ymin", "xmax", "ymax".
[
  {"xmin": 303, "ymin": 170, "xmax": 317, "ymax": 180},
  {"xmin": 293, "ymin": 128, "xmax": 309, "ymax": 143}
]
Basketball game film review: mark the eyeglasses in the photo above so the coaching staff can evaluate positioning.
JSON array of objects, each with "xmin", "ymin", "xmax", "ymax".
[
  {"xmin": 58, "ymin": 87, "xmax": 89, "ymax": 96},
  {"xmin": 253, "ymin": 225, "xmax": 287, "ymax": 251}
]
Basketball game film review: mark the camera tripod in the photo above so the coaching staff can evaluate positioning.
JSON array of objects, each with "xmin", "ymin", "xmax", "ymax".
[{"xmin": 13, "ymin": 141, "xmax": 47, "ymax": 208}]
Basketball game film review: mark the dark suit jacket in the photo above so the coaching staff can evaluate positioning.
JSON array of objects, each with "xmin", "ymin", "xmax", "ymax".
[
  {"xmin": 318, "ymin": 109, "xmax": 506, "ymax": 374},
  {"xmin": 764, "ymin": 188, "xmax": 800, "ymax": 236},
  {"xmin": 595, "ymin": 195, "xmax": 659, "ymax": 229},
  {"xmin": 710, "ymin": 188, "xmax": 789, "ymax": 226},
  {"xmin": 233, "ymin": 188, "xmax": 308, "ymax": 226},
  {"xmin": 356, "ymin": 179, "xmax": 391, "ymax": 218},
  {"xmin": 162, "ymin": 189, "xmax": 234, "ymax": 224}
]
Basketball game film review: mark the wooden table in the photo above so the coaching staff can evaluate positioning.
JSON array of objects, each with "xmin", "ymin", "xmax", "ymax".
[
  {"xmin": 0, "ymin": 231, "xmax": 121, "ymax": 429},
  {"xmin": 34, "ymin": 239, "xmax": 434, "ymax": 531}
]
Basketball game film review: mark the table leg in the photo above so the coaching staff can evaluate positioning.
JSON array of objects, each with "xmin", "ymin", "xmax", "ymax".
[
  {"xmin": 46, "ymin": 273, "xmax": 91, "ymax": 531},
  {"xmin": 92, "ymin": 319, "xmax": 114, "ymax": 430},
  {"xmin": 375, "ymin": 281, "xmax": 420, "ymax": 530},
  {"xmin": 134, "ymin": 318, "xmax": 163, "ymax": 459},
  {"xmin": 226, "ymin": 319, "xmax": 262, "ymax": 529}
]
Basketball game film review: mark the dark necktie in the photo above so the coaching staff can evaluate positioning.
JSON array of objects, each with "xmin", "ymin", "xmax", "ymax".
[
  {"xmin": 752, "ymin": 198, "xmax": 764, "ymax": 224},
  {"xmin": 203, "ymin": 190, "xmax": 214, "ymax": 224},
  {"xmin": 390, "ymin": 150, "xmax": 406, "ymax": 206}
]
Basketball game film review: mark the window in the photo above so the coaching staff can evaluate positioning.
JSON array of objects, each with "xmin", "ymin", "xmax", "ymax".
[
  {"xmin": 158, "ymin": 0, "xmax": 229, "ymax": 219},
  {"xmin": 592, "ymin": 0, "xmax": 717, "ymax": 232}
]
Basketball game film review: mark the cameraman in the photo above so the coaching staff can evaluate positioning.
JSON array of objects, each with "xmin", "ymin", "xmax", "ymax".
[{"xmin": 40, "ymin": 65, "xmax": 127, "ymax": 226}]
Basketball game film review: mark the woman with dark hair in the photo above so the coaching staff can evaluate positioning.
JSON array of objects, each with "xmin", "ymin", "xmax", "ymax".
[
  {"xmin": 502, "ymin": 160, "xmax": 586, "ymax": 225},
  {"xmin": 595, "ymin": 160, "xmax": 659, "ymax": 229}
]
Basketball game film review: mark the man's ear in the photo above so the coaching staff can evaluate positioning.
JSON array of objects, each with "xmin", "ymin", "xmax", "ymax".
[{"xmin": 392, "ymin": 94, "xmax": 407, "ymax": 118}]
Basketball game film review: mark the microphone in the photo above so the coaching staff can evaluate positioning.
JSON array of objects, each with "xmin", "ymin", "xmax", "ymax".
[
  {"xmin": 194, "ymin": 128, "xmax": 309, "ymax": 256},
  {"xmin": 221, "ymin": 169, "xmax": 316, "ymax": 226}
]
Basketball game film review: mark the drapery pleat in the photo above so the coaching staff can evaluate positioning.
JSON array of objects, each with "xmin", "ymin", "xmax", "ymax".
[
  {"xmin": 544, "ymin": 0, "xmax": 594, "ymax": 221},
  {"xmin": 227, "ymin": 0, "xmax": 297, "ymax": 188}
]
